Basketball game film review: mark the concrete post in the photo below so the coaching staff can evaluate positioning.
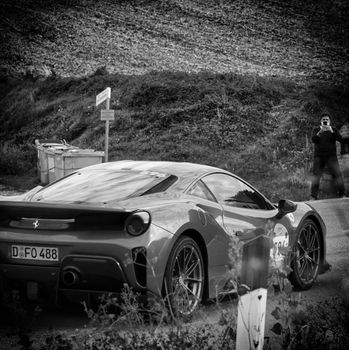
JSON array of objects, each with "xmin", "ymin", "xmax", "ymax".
[{"xmin": 236, "ymin": 235, "xmax": 270, "ymax": 350}]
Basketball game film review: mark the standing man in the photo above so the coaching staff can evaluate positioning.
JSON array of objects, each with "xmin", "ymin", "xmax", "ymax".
[{"xmin": 310, "ymin": 113, "xmax": 345, "ymax": 200}]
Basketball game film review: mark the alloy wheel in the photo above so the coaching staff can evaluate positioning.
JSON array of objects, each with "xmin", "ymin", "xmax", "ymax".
[
  {"xmin": 290, "ymin": 219, "xmax": 321, "ymax": 289},
  {"xmin": 165, "ymin": 236, "xmax": 204, "ymax": 317}
]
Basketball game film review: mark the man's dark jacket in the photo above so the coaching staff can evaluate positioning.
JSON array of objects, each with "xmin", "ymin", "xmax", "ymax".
[{"xmin": 311, "ymin": 127, "xmax": 342, "ymax": 157}]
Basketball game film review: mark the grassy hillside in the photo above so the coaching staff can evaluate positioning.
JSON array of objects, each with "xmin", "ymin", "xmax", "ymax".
[
  {"xmin": 1, "ymin": 71, "xmax": 348, "ymax": 201},
  {"xmin": 0, "ymin": 0, "xmax": 349, "ymax": 201}
]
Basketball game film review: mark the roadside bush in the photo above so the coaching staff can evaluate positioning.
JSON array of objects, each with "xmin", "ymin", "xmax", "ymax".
[
  {"xmin": 38, "ymin": 323, "xmax": 235, "ymax": 350},
  {"xmin": 268, "ymin": 249, "xmax": 349, "ymax": 350},
  {"xmin": 33, "ymin": 283, "xmax": 235, "ymax": 350},
  {"xmin": 269, "ymin": 295, "xmax": 349, "ymax": 350},
  {"xmin": 301, "ymin": 298, "xmax": 349, "ymax": 350},
  {"xmin": 0, "ymin": 143, "xmax": 36, "ymax": 176}
]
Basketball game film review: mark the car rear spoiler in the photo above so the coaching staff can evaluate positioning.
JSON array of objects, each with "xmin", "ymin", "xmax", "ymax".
[{"xmin": 0, "ymin": 201, "xmax": 132, "ymax": 225}]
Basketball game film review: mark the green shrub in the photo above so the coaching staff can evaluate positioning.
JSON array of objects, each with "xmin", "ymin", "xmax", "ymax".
[
  {"xmin": 38, "ymin": 323, "xmax": 235, "ymax": 350},
  {"xmin": 300, "ymin": 298, "xmax": 349, "ymax": 350},
  {"xmin": 268, "ymin": 246, "xmax": 349, "ymax": 350},
  {"xmin": 0, "ymin": 143, "xmax": 36, "ymax": 176},
  {"xmin": 269, "ymin": 295, "xmax": 349, "ymax": 350}
]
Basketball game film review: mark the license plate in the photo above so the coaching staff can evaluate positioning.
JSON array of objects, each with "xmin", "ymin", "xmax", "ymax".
[{"xmin": 11, "ymin": 245, "xmax": 59, "ymax": 261}]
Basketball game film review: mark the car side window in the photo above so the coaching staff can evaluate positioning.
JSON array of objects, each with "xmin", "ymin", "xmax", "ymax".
[
  {"xmin": 187, "ymin": 180, "xmax": 216, "ymax": 202},
  {"xmin": 201, "ymin": 173, "xmax": 267, "ymax": 209}
]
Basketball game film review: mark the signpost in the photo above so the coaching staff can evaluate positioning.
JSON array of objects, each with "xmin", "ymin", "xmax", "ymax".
[
  {"xmin": 100, "ymin": 109, "xmax": 115, "ymax": 121},
  {"xmin": 96, "ymin": 87, "xmax": 111, "ymax": 107},
  {"xmin": 96, "ymin": 87, "xmax": 114, "ymax": 162}
]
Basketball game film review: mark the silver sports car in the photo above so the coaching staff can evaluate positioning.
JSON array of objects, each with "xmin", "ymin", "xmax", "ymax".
[{"xmin": 0, "ymin": 160, "xmax": 328, "ymax": 316}]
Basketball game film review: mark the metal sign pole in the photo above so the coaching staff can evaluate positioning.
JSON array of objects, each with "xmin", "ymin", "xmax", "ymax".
[
  {"xmin": 105, "ymin": 97, "xmax": 110, "ymax": 162},
  {"xmin": 96, "ymin": 87, "xmax": 114, "ymax": 163}
]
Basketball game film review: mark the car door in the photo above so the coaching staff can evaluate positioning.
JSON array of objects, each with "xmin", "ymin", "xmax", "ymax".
[
  {"xmin": 185, "ymin": 178, "xmax": 235, "ymax": 293},
  {"xmin": 188, "ymin": 173, "xmax": 294, "ymax": 296},
  {"xmin": 201, "ymin": 173, "xmax": 293, "ymax": 256}
]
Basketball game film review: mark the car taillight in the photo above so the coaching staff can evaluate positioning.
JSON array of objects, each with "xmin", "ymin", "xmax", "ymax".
[{"xmin": 125, "ymin": 211, "xmax": 151, "ymax": 236}]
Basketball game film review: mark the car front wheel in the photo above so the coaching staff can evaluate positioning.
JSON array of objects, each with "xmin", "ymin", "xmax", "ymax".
[
  {"xmin": 164, "ymin": 236, "xmax": 204, "ymax": 318},
  {"xmin": 289, "ymin": 219, "xmax": 321, "ymax": 290}
]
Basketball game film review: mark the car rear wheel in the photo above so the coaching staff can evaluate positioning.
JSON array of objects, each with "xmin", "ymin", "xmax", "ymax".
[
  {"xmin": 289, "ymin": 219, "xmax": 321, "ymax": 290},
  {"xmin": 164, "ymin": 236, "xmax": 204, "ymax": 318}
]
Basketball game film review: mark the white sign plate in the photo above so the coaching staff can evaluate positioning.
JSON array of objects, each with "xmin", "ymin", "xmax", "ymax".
[
  {"xmin": 96, "ymin": 87, "xmax": 111, "ymax": 106},
  {"xmin": 100, "ymin": 109, "xmax": 115, "ymax": 121}
]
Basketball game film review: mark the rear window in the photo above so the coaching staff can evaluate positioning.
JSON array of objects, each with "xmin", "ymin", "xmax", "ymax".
[{"xmin": 31, "ymin": 170, "xmax": 177, "ymax": 204}]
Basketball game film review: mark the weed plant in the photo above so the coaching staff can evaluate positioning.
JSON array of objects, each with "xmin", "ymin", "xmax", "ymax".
[{"xmin": 268, "ymin": 289, "xmax": 349, "ymax": 350}]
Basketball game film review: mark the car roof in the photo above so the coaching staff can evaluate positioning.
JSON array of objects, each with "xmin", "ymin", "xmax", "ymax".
[{"xmin": 84, "ymin": 160, "xmax": 225, "ymax": 179}]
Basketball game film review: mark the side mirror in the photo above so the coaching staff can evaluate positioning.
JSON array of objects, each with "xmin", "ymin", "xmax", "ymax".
[{"xmin": 276, "ymin": 199, "xmax": 297, "ymax": 218}]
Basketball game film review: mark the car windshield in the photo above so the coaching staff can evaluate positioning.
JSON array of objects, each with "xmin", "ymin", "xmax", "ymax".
[{"xmin": 31, "ymin": 170, "xmax": 174, "ymax": 203}]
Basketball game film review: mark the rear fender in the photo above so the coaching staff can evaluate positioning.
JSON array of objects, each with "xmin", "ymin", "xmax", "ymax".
[{"xmin": 148, "ymin": 204, "xmax": 231, "ymax": 299}]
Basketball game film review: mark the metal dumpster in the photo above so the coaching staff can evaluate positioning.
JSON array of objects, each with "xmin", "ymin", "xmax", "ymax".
[
  {"xmin": 53, "ymin": 149, "xmax": 105, "ymax": 182},
  {"xmin": 45, "ymin": 145, "xmax": 73, "ymax": 183},
  {"xmin": 35, "ymin": 139, "xmax": 105, "ymax": 184},
  {"xmin": 35, "ymin": 140, "xmax": 65, "ymax": 185}
]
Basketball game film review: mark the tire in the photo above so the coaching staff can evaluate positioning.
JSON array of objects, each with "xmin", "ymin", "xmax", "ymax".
[
  {"xmin": 289, "ymin": 219, "xmax": 321, "ymax": 290},
  {"xmin": 163, "ymin": 236, "xmax": 204, "ymax": 318}
]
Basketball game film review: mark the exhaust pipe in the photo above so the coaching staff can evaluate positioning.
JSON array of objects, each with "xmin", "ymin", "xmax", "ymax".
[{"xmin": 62, "ymin": 267, "xmax": 80, "ymax": 286}]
